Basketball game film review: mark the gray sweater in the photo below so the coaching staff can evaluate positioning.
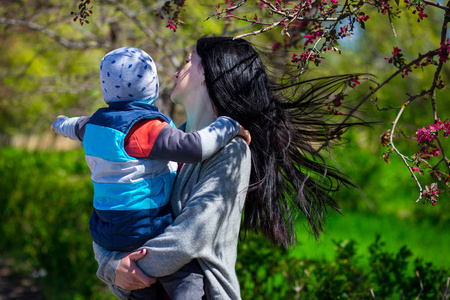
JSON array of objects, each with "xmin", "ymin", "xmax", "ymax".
[{"xmin": 93, "ymin": 137, "xmax": 252, "ymax": 299}]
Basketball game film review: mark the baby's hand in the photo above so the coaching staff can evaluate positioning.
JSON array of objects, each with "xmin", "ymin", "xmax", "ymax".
[
  {"xmin": 50, "ymin": 115, "xmax": 66, "ymax": 133},
  {"xmin": 238, "ymin": 125, "xmax": 251, "ymax": 145}
]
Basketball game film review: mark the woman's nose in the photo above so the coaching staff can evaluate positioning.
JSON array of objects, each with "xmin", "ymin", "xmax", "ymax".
[{"xmin": 174, "ymin": 71, "xmax": 179, "ymax": 79}]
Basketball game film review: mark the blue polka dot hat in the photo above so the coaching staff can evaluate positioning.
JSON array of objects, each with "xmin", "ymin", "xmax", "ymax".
[{"xmin": 100, "ymin": 47, "xmax": 159, "ymax": 105}]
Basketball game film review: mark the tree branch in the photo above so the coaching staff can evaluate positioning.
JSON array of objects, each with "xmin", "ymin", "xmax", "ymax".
[
  {"xmin": 319, "ymin": 49, "xmax": 440, "ymax": 152},
  {"xmin": 233, "ymin": 20, "xmax": 284, "ymax": 39},
  {"xmin": 429, "ymin": 3, "xmax": 450, "ymax": 169},
  {"xmin": 389, "ymin": 101, "xmax": 423, "ymax": 202},
  {"xmin": 205, "ymin": 0, "xmax": 247, "ymax": 21},
  {"xmin": 387, "ymin": 8, "xmax": 397, "ymax": 37},
  {"xmin": 422, "ymin": 0, "xmax": 450, "ymax": 11},
  {"xmin": 0, "ymin": 17, "xmax": 111, "ymax": 49},
  {"xmin": 103, "ymin": 0, "xmax": 166, "ymax": 49}
]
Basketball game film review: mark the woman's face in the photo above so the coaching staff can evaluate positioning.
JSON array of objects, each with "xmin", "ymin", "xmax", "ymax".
[{"xmin": 170, "ymin": 48, "xmax": 206, "ymax": 106}]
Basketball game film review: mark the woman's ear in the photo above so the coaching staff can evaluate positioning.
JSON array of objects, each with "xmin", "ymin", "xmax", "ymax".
[{"xmin": 197, "ymin": 62, "xmax": 204, "ymax": 75}]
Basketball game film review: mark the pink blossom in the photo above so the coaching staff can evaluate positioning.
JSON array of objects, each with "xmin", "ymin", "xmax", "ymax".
[
  {"xmin": 437, "ymin": 39, "xmax": 450, "ymax": 63},
  {"xmin": 429, "ymin": 119, "xmax": 443, "ymax": 131},
  {"xmin": 444, "ymin": 121, "xmax": 450, "ymax": 137},
  {"xmin": 415, "ymin": 6, "xmax": 429, "ymax": 22},
  {"xmin": 431, "ymin": 149, "xmax": 440, "ymax": 156},
  {"xmin": 416, "ymin": 127, "xmax": 436, "ymax": 144},
  {"xmin": 392, "ymin": 47, "xmax": 401, "ymax": 56},
  {"xmin": 166, "ymin": 20, "xmax": 176, "ymax": 32}
]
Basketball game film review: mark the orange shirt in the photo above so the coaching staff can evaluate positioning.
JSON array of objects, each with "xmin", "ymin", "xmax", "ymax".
[{"xmin": 124, "ymin": 118, "xmax": 168, "ymax": 157}]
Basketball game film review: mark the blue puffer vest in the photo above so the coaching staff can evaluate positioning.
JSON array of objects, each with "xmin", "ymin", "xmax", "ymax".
[{"xmin": 84, "ymin": 100, "xmax": 177, "ymax": 251}]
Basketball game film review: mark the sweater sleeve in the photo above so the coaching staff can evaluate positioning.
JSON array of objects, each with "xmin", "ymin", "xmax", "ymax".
[
  {"xmin": 93, "ymin": 138, "xmax": 251, "ymax": 281},
  {"xmin": 149, "ymin": 116, "xmax": 240, "ymax": 163},
  {"xmin": 52, "ymin": 116, "xmax": 90, "ymax": 142}
]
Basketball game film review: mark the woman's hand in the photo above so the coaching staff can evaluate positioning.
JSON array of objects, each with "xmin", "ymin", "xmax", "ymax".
[
  {"xmin": 114, "ymin": 248, "xmax": 156, "ymax": 290},
  {"xmin": 238, "ymin": 125, "xmax": 251, "ymax": 145}
]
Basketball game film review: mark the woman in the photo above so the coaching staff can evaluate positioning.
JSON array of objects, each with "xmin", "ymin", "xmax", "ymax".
[{"xmin": 94, "ymin": 36, "xmax": 360, "ymax": 299}]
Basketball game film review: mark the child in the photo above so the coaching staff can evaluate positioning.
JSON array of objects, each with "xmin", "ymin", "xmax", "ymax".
[{"xmin": 51, "ymin": 47, "xmax": 248, "ymax": 299}]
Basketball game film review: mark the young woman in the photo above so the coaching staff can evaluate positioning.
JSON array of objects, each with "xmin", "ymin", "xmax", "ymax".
[{"xmin": 94, "ymin": 36, "xmax": 360, "ymax": 299}]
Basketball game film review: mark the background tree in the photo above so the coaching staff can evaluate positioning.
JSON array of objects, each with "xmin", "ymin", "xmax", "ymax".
[
  {"xmin": 0, "ymin": 1, "xmax": 449, "ymax": 298},
  {"xmin": 204, "ymin": 0, "xmax": 450, "ymax": 205},
  {"xmin": 1, "ymin": 0, "xmax": 449, "ymax": 204}
]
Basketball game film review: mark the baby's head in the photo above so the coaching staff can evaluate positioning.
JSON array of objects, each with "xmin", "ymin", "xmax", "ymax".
[{"xmin": 100, "ymin": 47, "xmax": 159, "ymax": 105}]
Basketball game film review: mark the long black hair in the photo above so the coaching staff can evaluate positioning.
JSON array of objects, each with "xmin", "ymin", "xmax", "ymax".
[{"xmin": 196, "ymin": 36, "xmax": 363, "ymax": 248}]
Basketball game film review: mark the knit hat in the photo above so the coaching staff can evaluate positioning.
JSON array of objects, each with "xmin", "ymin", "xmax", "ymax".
[{"xmin": 100, "ymin": 47, "xmax": 159, "ymax": 105}]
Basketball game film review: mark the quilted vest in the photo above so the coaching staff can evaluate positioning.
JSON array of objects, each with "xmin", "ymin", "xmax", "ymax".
[{"xmin": 84, "ymin": 100, "xmax": 177, "ymax": 251}]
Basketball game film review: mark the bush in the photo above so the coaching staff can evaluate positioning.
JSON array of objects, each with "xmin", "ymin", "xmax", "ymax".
[
  {"xmin": 1, "ymin": 148, "xmax": 448, "ymax": 299},
  {"xmin": 0, "ymin": 148, "xmax": 110, "ymax": 299},
  {"xmin": 237, "ymin": 233, "xmax": 450, "ymax": 299}
]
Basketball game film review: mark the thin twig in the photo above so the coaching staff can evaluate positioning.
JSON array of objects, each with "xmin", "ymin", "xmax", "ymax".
[
  {"xmin": 369, "ymin": 288, "xmax": 376, "ymax": 300},
  {"xmin": 0, "ymin": 17, "xmax": 110, "ymax": 49},
  {"xmin": 441, "ymin": 277, "xmax": 450, "ymax": 300},
  {"xmin": 103, "ymin": 0, "xmax": 165, "ymax": 49},
  {"xmin": 428, "ymin": 3, "xmax": 450, "ymax": 170},
  {"xmin": 387, "ymin": 9, "xmax": 397, "ymax": 37},
  {"xmin": 390, "ymin": 101, "xmax": 423, "ymax": 202},
  {"xmin": 207, "ymin": 0, "xmax": 339, "ymax": 33},
  {"xmin": 225, "ymin": 15, "xmax": 273, "ymax": 26},
  {"xmin": 422, "ymin": 0, "xmax": 450, "ymax": 11},
  {"xmin": 205, "ymin": 0, "xmax": 247, "ymax": 21},
  {"xmin": 233, "ymin": 20, "xmax": 284, "ymax": 39},
  {"xmin": 258, "ymin": 0, "xmax": 338, "ymax": 20},
  {"xmin": 295, "ymin": 37, "xmax": 324, "ymax": 75},
  {"xmin": 414, "ymin": 271, "xmax": 424, "ymax": 300},
  {"xmin": 319, "ymin": 49, "xmax": 439, "ymax": 151}
]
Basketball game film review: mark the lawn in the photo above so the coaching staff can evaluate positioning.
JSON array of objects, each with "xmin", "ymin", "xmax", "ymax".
[{"xmin": 295, "ymin": 211, "xmax": 450, "ymax": 270}]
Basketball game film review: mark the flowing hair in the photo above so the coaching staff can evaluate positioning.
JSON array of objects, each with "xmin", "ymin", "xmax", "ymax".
[{"xmin": 196, "ymin": 36, "xmax": 365, "ymax": 248}]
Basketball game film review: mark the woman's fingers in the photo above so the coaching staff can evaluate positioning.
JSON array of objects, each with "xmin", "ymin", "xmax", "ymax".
[
  {"xmin": 128, "ymin": 248, "xmax": 147, "ymax": 261},
  {"xmin": 130, "ymin": 249, "xmax": 156, "ymax": 287},
  {"xmin": 115, "ymin": 249, "xmax": 156, "ymax": 290}
]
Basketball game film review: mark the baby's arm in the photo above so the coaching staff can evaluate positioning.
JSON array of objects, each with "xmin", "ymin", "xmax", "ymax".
[
  {"xmin": 51, "ymin": 116, "xmax": 91, "ymax": 142},
  {"xmin": 149, "ymin": 116, "xmax": 246, "ymax": 163}
]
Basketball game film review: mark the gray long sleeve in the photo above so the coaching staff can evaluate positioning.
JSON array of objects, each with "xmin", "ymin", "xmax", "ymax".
[
  {"xmin": 149, "ymin": 116, "xmax": 240, "ymax": 163},
  {"xmin": 52, "ymin": 115, "xmax": 240, "ymax": 164},
  {"xmin": 52, "ymin": 116, "xmax": 90, "ymax": 142},
  {"xmin": 93, "ymin": 138, "xmax": 252, "ymax": 299}
]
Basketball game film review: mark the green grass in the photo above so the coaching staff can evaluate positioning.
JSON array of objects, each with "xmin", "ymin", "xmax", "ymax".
[
  {"xmin": 294, "ymin": 211, "xmax": 450, "ymax": 270},
  {"xmin": 1, "ymin": 147, "xmax": 448, "ymax": 298}
]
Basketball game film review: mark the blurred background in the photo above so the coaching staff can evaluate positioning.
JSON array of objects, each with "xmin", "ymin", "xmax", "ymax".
[{"xmin": 0, "ymin": 0, "xmax": 449, "ymax": 299}]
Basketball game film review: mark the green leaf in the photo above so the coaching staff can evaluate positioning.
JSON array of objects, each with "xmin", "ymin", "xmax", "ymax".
[{"xmin": 359, "ymin": 20, "xmax": 366, "ymax": 29}]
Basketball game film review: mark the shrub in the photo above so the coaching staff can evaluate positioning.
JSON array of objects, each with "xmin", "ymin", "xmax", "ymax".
[
  {"xmin": 0, "ymin": 148, "xmax": 110, "ymax": 299},
  {"xmin": 1, "ymin": 148, "xmax": 448, "ymax": 299},
  {"xmin": 237, "ymin": 233, "xmax": 450, "ymax": 299}
]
